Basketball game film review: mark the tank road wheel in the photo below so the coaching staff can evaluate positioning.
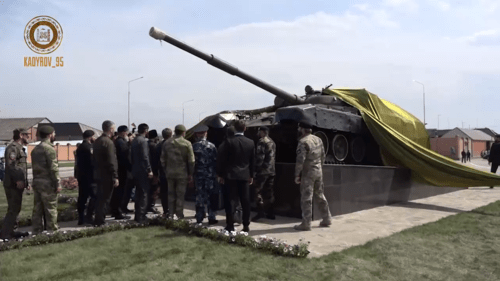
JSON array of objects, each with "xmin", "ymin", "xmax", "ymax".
[
  {"xmin": 350, "ymin": 136, "xmax": 366, "ymax": 163},
  {"xmin": 332, "ymin": 134, "xmax": 348, "ymax": 162},
  {"xmin": 313, "ymin": 131, "xmax": 329, "ymax": 157}
]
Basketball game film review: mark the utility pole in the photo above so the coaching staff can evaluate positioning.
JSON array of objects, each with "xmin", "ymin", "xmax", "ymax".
[
  {"xmin": 438, "ymin": 114, "xmax": 441, "ymax": 129},
  {"xmin": 413, "ymin": 80, "xmax": 426, "ymax": 126},
  {"xmin": 182, "ymin": 99, "xmax": 194, "ymax": 125},
  {"xmin": 128, "ymin": 76, "xmax": 144, "ymax": 129}
]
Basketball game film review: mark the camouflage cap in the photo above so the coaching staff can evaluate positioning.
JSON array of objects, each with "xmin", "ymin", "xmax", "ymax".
[
  {"xmin": 193, "ymin": 124, "xmax": 209, "ymax": 133},
  {"xmin": 175, "ymin": 124, "xmax": 186, "ymax": 132},
  {"xmin": 38, "ymin": 126, "xmax": 54, "ymax": 135}
]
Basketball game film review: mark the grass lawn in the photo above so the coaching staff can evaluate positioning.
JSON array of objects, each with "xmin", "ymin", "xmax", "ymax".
[
  {"xmin": 58, "ymin": 162, "xmax": 75, "ymax": 168},
  {"xmin": 2, "ymin": 201, "xmax": 500, "ymax": 280},
  {"xmin": 0, "ymin": 182, "xmax": 78, "ymax": 220}
]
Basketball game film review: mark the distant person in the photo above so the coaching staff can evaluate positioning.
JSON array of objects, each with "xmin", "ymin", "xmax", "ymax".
[
  {"xmin": 1, "ymin": 128, "xmax": 30, "ymax": 239},
  {"xmin": 74, "ymin": 143, "xmax": 80, "ymax": 179},
  {"xmin": 467, "ymin": 150, "xmax": 471, "ymax": 162},
  {"xmin": 488, "ymin": 134, "xmax": 500, "ymax": 189},
  {"xmin": 192, "ymin": 125, "xmax": 218, "ymax": 224},
  {"xmin": 461, "ymin": 150, "xmax": 466, "ymax": 163},
  {"xmin": 0, "ymin": 157, "xmax": 5, "ymax": 182},
  {"xmin": 111, "ymin": 126, "xmax": 132, "ymax": 220},
  {"xmin": 251, "ymin": 126, "xmax": 276, "ymax": 222},
  {"xmin": 147, "ymin": 129, "xmax": 160, "ymax": 214},
  {"xmin": 121, "ymin": 132, "xmax": 136, "ymax": 213},
  {"xmin": 154, "ymin": 128, "xmax": 172, "ymax": 216},
  {"xmin": 31, "ymin": 126, "xmax": 61, "ymax": 234},
  {"xmin": 294, "ymin": 122, "xmax": 331, "ymax": 231},
  {"xmin": 131, "ymin": 123, "xmax": 154, "ymax": 223},
  {"xmin": 160, "ymin": 124, "xmax": 195, "ymax": 219},
  {"xmin": 217, "ymin": 120, "xmax": 255, "ymax": 232},
  {"xmin": 93, "ymin": 120, "xmax": 119, "ymax": 226},
  {"xmin": 76, "ymin": 130, "xmax": 97, "ymax": 225}
]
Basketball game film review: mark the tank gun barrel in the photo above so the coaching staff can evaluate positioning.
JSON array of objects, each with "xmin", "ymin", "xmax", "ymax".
[{"xmin": 150, "ymin": 27, "xmax": 303, "ymax": 105}]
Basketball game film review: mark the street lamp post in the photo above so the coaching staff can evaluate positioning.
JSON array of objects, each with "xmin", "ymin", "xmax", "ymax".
[
  {"xmin": 199, "ymin": 111, "xmax": 206, "ymax": 121},
  {"xmin": 182, "ymin": 99, "xmax": 194, "ymax": 125},
  {"xmin": 128, "ymin": 77, "xmax": 144, "ymax": 129},
  {"xmin": 413, "ymin": 80, "xmax": 426, "ymax": 126}
]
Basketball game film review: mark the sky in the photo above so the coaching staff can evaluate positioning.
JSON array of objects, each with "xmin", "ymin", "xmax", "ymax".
[{"xmin": 1, "ymin": 0, "xmax": 499, "ymax": 131}]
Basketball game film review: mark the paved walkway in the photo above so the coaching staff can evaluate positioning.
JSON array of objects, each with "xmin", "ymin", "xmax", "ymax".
[{"xmin": 18, "ymin": 158, "xmax": 500, "ymax": 258}]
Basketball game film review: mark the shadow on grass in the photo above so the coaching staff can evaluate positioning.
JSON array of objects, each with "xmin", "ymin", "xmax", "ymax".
[
  {"xmin": 390, "ymin": 201, "xmax": 465, "ymax": 213},
  {"xmin": 469, "ymin": 210, "xmax": 500, "ymax": 217}
]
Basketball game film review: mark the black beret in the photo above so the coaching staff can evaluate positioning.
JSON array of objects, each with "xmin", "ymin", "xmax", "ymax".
[
  {"xmin": 39, "ymin": 126, "xmax": 54, "ymax": 135},
  {"xmin": 258, "ymin": 126, "xmax": 269, "ymax": 132},
  {"xmin": 193, "ymin": 124, "xmax": 209, "ymax": 133},
  {"xmin": 298, "ymin": 122, "xmax": 313, "ymax": 129},
  {"xmin": 82, "ymin": 130, "xmax": 95, "ymax": 138},
  {"xmin": 148, "ymin": 129, "xmax": 158, "ymax": 139},
  {"xmin": 117, "ymin": 125, "xmax": 129, "ymax": 133}
]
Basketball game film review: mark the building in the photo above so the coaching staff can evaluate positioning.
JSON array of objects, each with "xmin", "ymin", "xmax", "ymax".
[
  {"xmin": 475, "ymin": 128, "xmax": 498, "ymax": 138},
  {"xmin": 47, "ymin": 122, "xmax": 102, "ymax": 141},
  {"xmin": 1, "ymin": 119, "xmax": 101, "ymax": 162},
  {"xmin": 429, "ymin": 127, "xmax": 494, "ymax": 160},
  {"xmin": 0, "ymin": 117, "xmax": 52, "ymax": 144},
  {"xmin": 26, "ymin": 123, "xmax": 102, "ymax": 163}
]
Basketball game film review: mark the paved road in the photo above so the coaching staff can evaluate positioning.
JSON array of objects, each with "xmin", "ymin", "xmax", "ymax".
[{"xmin": 27, "ymin": 166, "xmax": 74, "ymax": 180}]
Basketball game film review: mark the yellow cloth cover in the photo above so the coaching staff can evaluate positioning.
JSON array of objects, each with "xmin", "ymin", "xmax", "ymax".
[{"xmin": 325, "ymin": 88, "xmax": 500, "ymax": 187}]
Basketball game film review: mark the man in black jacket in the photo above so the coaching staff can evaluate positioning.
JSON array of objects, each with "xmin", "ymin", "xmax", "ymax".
[
  {"xmin": 488, "ymin": 134, "xmax": 500, "ymax": 188},
  {"xmin": 76, "ymin": 130, "xmax": 97, "ymax": 225},
  {"xmin": 147, "ymin": 130, "xmax": 160, "ymax": 214},
  {"xmin": 93, "ymin": 120, "xmax": 119, "ymax": 226},
  {"xmin": 111, "ymin": 125, "xmax": 132, "ymax": 220},
  {"xmin": 217, "ymin": 120, "xmax": 255, "ymax": 232},
  {"xmin": 131, "ymin": 123, "xmax": 154, "ymax": 223}
]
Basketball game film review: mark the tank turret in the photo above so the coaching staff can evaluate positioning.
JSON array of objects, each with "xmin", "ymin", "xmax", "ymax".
[{"xmin": 149, "ymin": 26, "xmax": 382, "ymax": 166}]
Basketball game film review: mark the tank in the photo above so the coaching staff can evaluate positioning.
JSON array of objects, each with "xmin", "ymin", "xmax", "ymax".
[{"xmin": 149, "ymin": 27, "xmax": 383, "ymax": 166}]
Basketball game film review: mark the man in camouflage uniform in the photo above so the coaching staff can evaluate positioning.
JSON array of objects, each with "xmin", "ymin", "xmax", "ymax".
[
  {"xmin": 160, "ymin": 124, "xmax": 195, "ymax": 219},
  {"xmin": 154, "ymin": 128, "xmax": 172, "ymax": 216},
  {"xmin": 294, "ymin": 122, "xmax": 331, "ymax": 231},
  {"xmin": 1, "ymin": 128, "xmax": 30, "ymax": 239},
  {"xmin": 192, "ymin": 125, "xmax": 218, "ymax": 224},
  {"xmin": 31, "ymin": 126, "xmax": 61, "ymax": 234},
  {"xmin": 251, "ymin": 126, "xmax": 276, "ymax": 222}
]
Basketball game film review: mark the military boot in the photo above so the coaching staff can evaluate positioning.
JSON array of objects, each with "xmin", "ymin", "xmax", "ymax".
[
  {"xmin": 293, "ymin": 222, "xmax": 311, "ymax": 231},
  {"xmin": 319, "ymin": 218, "xmax": 332, "ymax": 227},
  {"xmin": 266, "ymin": 206, "xmax": 275, "ymax": 220}
]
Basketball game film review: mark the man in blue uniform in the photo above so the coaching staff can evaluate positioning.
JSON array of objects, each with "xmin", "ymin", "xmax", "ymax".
[{"xmin": 192, "ymin": 125, "xmax": 218, "ymax": 224}]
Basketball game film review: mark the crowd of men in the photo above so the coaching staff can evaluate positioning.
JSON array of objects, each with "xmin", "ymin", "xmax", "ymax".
[{"xmin": 0, "ymin": 119, "xmax": 335, "ymax": 240}]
